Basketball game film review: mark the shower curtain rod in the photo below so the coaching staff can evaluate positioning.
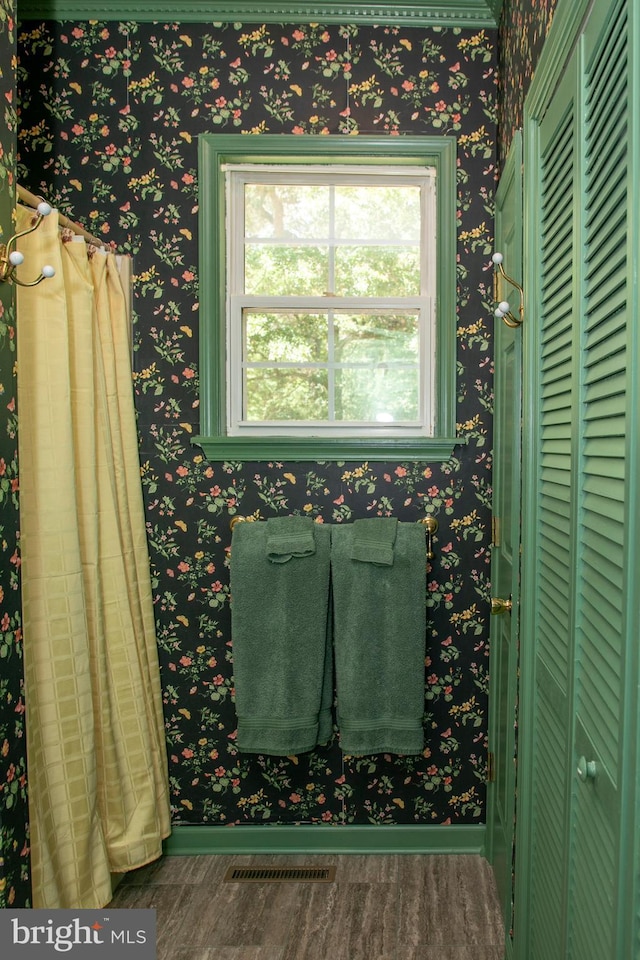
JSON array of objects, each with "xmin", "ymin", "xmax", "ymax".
[{"xmin": 17, "ymin": 183, "xmax": 111, "ymax": 250}]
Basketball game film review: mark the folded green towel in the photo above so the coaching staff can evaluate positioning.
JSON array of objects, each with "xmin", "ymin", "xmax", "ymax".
[
  {"xmin": 230, "ymin": 518, "xmax": 333, "ymax": 755},
  {"xmin": 351, "ymin": 517, "xmax": 398, "ymax": 566},
  {"xmin": 332, "ymin": 521, "xmax": 427, "ymax": 756},
  {"xmin": 266, "ymin": 515, "xmax": 317, "ymax": 563}
]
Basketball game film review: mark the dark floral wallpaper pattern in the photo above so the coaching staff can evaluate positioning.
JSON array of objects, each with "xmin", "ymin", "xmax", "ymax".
[
  {"xmin": 3, "ymin": 0, "xmax": 558, "ymax": 865},
  {"xmin": 498, "ymin": 0, "xmax": 558, "ymax": 165},
  {"xmin": 17, "ymin": 18, "xmax": 497, "ymax": 829},
  {"xmin": 0, "ymin": 0, "xmax": 30, "ymax": 909}
]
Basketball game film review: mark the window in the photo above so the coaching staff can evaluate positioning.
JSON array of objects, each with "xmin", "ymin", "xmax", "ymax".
[{"xmin": 196, "ymin": 135, "xmax": 458, "ymax": 461}]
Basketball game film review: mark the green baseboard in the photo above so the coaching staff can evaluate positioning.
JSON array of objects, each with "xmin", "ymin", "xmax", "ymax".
[{"xmin": 163, "ymin": 823, "xmax": 486, "ymax": 856}]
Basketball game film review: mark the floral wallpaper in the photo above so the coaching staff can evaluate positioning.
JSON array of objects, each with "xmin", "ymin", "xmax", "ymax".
[
  {"xmin": 498, "ymin": 0, "xmax": 559, "ymax": 164},
  {"xmin": 0, "ymin": 0, "xmax": 30, "ymax": 909},
  {"xmin": 9, "ymin": 2, "xmax": 554, "ymax": 840},
  {"xmin": 16, "ymin": 18, "xmax": 497, "ymax": 829}
]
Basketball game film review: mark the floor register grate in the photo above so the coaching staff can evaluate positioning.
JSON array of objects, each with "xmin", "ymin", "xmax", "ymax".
[{"xmin": 223, "ymin": 865, "xmax": 336, "ymax": 883}]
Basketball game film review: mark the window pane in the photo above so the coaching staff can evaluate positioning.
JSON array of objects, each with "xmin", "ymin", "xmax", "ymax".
[
  {"xmin": 334, "ymin": 311, "xmax": 419, "ymax": 364},
  {"xmin": 245, "ymin": 368, "xmax": 328, "ymax": 421},
  {"xmin": 336, "ymin": 366, "xmax": 420, "ymax": 421},
  {"xmin": 335, "ymin": 246, "xmax": 421, "ymax": 296},
  {"xmin": 245, "ymin": 244, "xmax": 328, "ymax": 295},
  {"xmin": 335, "ymin": 185, "xmax": 421, "ymax": 242},
  {"xmin": 245, "ymin": 184, "xmax": 329, "ymax": 239},
  {"xmin": 218, "ymin": 150, "xmax": 447, "ymax": 444},
  {"xmin": 244, "ymin": 311, "xmax": 328, "ymax": 363}
]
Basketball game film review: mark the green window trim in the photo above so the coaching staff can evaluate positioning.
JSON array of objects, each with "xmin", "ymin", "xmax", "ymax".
[{"xmin": 194, "ymin": 133, "xmax": 461, "ymax": 462}]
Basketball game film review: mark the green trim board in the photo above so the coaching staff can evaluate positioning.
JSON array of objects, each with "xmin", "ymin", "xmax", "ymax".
[
  {"xmin": 191, "ymin": 435, "xmax": 465, "ymax": 462},
  {"xmin": 164, "ymin": 824, "xmax": 487, "ymax": 856},
  {"xmin": 485, "ymin": 126, "xmax": 522, "ymax": 941},
  {"xmin": 621, "ymin": 6, "xmax": 640, "ymax": 957},
  {"xmin": 17, "ymin": 1, "xmax": 502, "ymax": 28},
  {"xmin": 523, "ymin": 0, "xmax": 593, "ymax": 120},
  {"xmin": 195, "ymin": 133, "xmax": 459, "ymax": 463}
]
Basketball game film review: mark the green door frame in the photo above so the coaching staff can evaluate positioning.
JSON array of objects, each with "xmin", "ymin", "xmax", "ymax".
[{"xmin": 485, "ymin": 127, "xmax": 522, "ymax": 959}]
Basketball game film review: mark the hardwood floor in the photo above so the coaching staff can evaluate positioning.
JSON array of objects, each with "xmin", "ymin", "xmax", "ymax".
[{"xmin": 109, "ymin": 853, "xmax": 505, "ymax": 960}]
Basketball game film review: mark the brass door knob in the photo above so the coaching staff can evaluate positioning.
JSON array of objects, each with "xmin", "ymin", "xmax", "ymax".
[{"xmin": 491, "ymin": 596, "xmax": 513, "ymax": 615}]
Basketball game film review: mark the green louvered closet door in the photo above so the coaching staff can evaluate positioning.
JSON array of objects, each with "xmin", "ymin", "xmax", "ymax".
[
  {"xmin": 515, "ymin": 0, "xmax": 640, "ymax": 957},
  {"xmin": 523, "ymin": 49, "xmax": 578, "ymax": 960},
  {"xmin": 569, "ymin": 1, "xmax": 630, "ymax": 956}
]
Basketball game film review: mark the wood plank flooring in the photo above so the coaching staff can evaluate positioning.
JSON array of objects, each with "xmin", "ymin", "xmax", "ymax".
[{"xmin": 109, "ymin": 853, "xmax": 505, "ymax": 960}]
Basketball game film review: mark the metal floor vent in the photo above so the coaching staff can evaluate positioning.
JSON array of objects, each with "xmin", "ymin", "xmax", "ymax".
[{"xmin": 223, "ymin": 865, "xmax": 336, "ymax": 883}]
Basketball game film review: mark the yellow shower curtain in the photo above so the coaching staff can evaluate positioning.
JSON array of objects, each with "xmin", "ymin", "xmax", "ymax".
[{"xmin": 16, "ymin": 207, "xmax": 171, "ymax": 909}]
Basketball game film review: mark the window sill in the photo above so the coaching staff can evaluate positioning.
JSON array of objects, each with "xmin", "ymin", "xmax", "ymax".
[{"xmin": 191, "ymin": 434, "xmax": 464, "ymax": 462}]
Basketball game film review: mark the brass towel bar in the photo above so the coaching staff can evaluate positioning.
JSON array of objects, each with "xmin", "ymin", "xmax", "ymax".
[{"xmin": 230, "ymin": 515, "xmax": 439, "ymax": 560}]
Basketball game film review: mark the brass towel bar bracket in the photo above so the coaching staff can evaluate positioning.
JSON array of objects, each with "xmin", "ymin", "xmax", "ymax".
[
  {"xmin": 230, "ymin": 515, "xmax": 257, "ymax": 532},
  {"xmin": 421, "ymin": 515, "xmax": 438, "ymax": 560},
  {"xmin": 230, "ymin": 514, "xmax": 439, "ymax": 559}
]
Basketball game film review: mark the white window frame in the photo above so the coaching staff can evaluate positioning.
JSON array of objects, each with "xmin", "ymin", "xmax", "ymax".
[{"xmin": 224, "ymin": 164, "xmax": 437, "ymax": 439}]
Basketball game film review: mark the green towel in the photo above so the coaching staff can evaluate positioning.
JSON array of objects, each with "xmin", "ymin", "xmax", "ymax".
[
  {"xmin": 266, "ymin": 515, "xmax": 317, "ymax": 563},
  {"xmin": 332, "ymin": 520, "xmax": 427, "ymax": 756},
  {"xmin": 230, "ymin": 518, "xmax": 333, "ymax": 755},
  {"xmin": 351, "ymin": 517, "xmax": 398, "ymax": 566}
]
